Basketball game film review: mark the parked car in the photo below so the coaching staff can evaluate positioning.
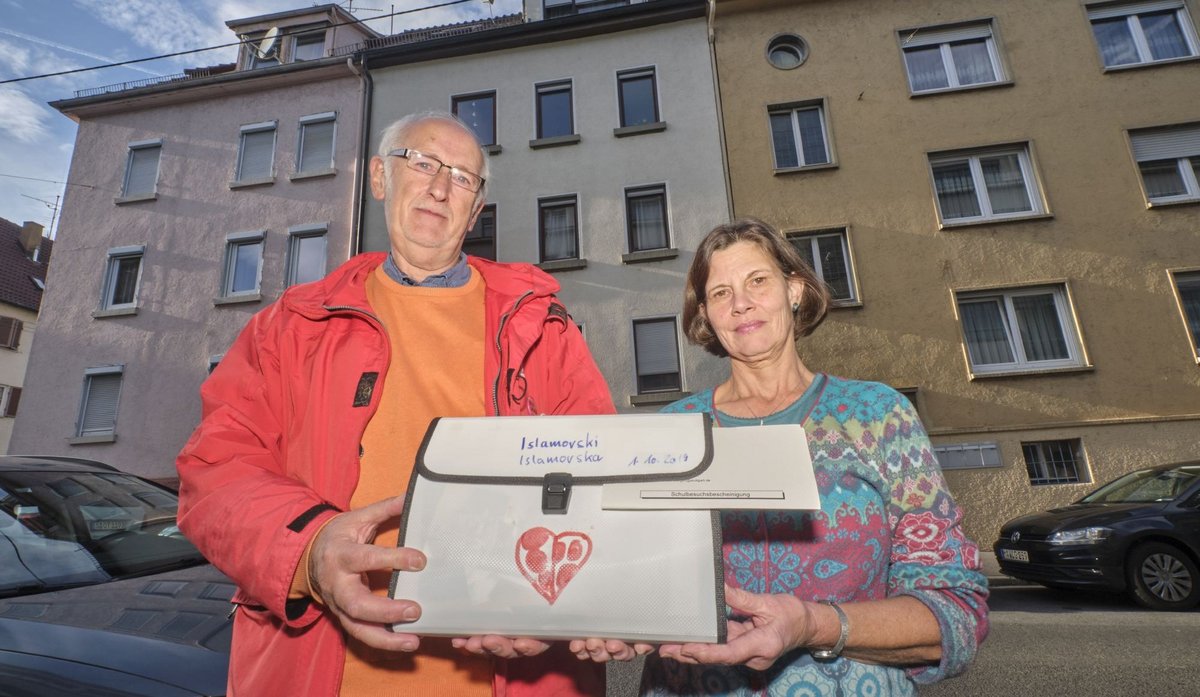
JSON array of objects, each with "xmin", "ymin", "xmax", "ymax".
[
  {"xmin": 0, "ymin": 455, "xmax": 232, "ymax": 696},
  {"xmin": 994, "ymin": 460, "xmax": 1200, "ymax": 611}
]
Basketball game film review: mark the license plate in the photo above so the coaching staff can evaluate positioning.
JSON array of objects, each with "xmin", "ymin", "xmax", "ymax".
[{"xmin": 1001, "ymin": 548, "xmax": 1029, "ymax": 563}]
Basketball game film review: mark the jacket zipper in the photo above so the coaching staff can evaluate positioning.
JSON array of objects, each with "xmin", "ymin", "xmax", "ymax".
[{"xmin": 491, "ymin": 290, "xmax": 534, "ymax": 416}]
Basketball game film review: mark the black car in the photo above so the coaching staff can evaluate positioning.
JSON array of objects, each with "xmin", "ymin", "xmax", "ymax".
[
  {"xmin": 994, "ymin": 460, "xmax": 1200, "ymax": 611},
  {"xmin": 0, "ymin": 455, "xmax": 233, "ymax": 696}
]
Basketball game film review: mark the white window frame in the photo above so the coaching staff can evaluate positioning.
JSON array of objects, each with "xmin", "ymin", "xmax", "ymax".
[
  {"xmin": 1170, "ymin": 268, "xmax": 1200, "ymax": 359},
  {"xmin": 898, "ymin": 20, "xmax": 1006, "ymax": 94},
  {"xmin": 291, "ymin": 28, "xmax": 327, "ymax": 62},
  {"xmin": 286, "ymin": 224, "xmax": 328, "ymax": 286},
  {"xmin": 120, "ymin": 139, "xmax": 162, "ymax": 198},
  {"xmin": 296, "ymin": 112, "xmax": 336, "ymax": 175},
  {"xmin": 631, "ymin": 316, "xmax": 683, "ymax": 395},
  {"xmin": 235, "ymin": 121, "xmax": 277, "ymax": 183},
  {"xmin": 1087, "ymin": 0, "xmax": 1200, "ymax": 68},
  {"xmin": 1023, "ymin": 438, "xmax": 1088, "ymax": 486},
  {"xmin": 934, "ymin": 442, "xmax": 1002, "ymax": 470},
  {"xmin": 929, "ymin": 144, "xmax": 1044, "ymax": 225},
  {"xmin": 787, "ymin": 228, "xmax": 859, "ymax": 305},
  {"xmin": 955, "ymin": 284, "xmax": 1086, "ymax": 375},
  {"xmin": 768, "ymin": 100, "xmax": 833, "ymax": 170},
  {"xmin": 222, "ymin": 231, "xmax": 265, "ymax": 297},
  {"xmin": 75, "ymin": 365, "xmax": 123, "ymax": 438},
  {"xmin": 1129, "ymin": 122, "xmax": 1200, "ymax": 204},
  {"xmin": 100, "ymin": 245, "xmax": 145, "ymax": 311}
]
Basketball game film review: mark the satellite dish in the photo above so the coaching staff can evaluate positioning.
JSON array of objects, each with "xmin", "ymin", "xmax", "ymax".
[{"xmin": 254, "ymin": 26, "xmax": 280, "ymax": 60}]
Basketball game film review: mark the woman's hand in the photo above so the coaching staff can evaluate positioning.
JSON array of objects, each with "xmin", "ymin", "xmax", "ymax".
[
  {"xmin": 568, "ymin": 638, "xmax": 656, "ymax": 662},
  {"xmin": 658, "ymin": 585, "xmax": 820, "ymax": 671},
  {"xmin": 451, "ymin": 636, "xmax": 551, "ymax": 658}
]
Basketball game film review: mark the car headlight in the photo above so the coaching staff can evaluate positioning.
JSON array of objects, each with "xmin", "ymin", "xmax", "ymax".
[{"xmin": 1047, "ymin": 527, "xmax": 1112, "ymax": 546}]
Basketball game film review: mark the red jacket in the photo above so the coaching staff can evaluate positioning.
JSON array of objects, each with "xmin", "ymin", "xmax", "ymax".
[{"xmin": 177, "ymin": 253, "xmax": 615, "ymax": 696}]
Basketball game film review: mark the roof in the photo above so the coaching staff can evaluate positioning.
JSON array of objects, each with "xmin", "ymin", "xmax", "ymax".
[{"xmin": 0, "ymin": 217, "xmax": 52, "ymax": 313}]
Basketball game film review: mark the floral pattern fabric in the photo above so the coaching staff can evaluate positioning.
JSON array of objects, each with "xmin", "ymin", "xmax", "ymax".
[{"xmin": 642, "ymin": 375, "xmax": 989, "ymax": 696}]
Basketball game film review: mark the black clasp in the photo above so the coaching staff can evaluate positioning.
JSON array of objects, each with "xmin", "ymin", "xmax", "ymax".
[{"xmin": 541, "ymin": 472, "xmax": 573, "ymax": 514}]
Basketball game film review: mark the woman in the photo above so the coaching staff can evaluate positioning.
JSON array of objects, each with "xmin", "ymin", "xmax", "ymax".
[{"xmin": 573, "ymin": 218, "xmax": 988, "ymax": 695}]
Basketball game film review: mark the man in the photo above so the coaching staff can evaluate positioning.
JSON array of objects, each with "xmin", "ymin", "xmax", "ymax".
[{"xmin": 177, "ymin": 112, "xmax": 614, "ymax": 696}]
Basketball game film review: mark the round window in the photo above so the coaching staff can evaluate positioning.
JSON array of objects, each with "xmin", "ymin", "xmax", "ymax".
[{"xmin": 766, "ymin": 34, "xmax": 808, "ymax": 70}]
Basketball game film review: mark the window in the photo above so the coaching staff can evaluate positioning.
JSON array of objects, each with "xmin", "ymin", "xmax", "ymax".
[
  {"xmin": 0, "ymin": 385, "xmax": 20, "ymax": 418},
  {"xmin": 287, "ymin": 225, "xmax": 327, "ymax": 286},
  {"xmin": 899, "ymin": 20, "xmax": 1005, "ymax": 93},
  {"xmin": 539, "ymin": 196, "xmax": 579, "ymax": 262},
  {"xmin": 297, "ymin": 113, "xmax": 335, "ymax": 174},
  {"xmin": 769, "ymin": 101, "xmax": 831, "ymax": 169},
  {"xmin": 1129, "ymin": 122, "xmax": 1200, "ymax": 203},
  {"xmin": 292, "ymin": 29, "xmax": 326, "ymax": 61},
  {"xmin": 617, "ymin": 68, "xmax": 659, "ymax": 127},
  {"xmin": 536, "ymin": 81, "xmax": 574, "ymax": 139},
  {"xmin": 544, "ymin": 0, "xmax": 627, "ymax": 19},
  {"xmin": 930, "ymin": 144, "xmax": 1043, "ymax": 223},
  {"xmin": 453, "ymin": 92, "xmax": 497, "ymax": 147},
  {"xmin": 247, "ymin": 31, "xmax": 280, "ymax": 69},
  {"xmin": 100, "ymin": 246, "xmax": 144, "ymax": 311},
  {"xmin": 121, "ymin": 140, "xmax": 161, "ymax": 198},
  {"xmin": 787, "ymin": 229, "xmax": 857, "ymax": 304},
  {"xmin": 1088, "ymin": 1, "xmax": 1199, "ymax": 68},
  {"xmin": 633, "ymin": 318, "xmax": 682, "ymax": 394},
  {"xmin": 1173, "ymin": 270, "xmax": 1200, "ymax": 355},
  {"xmin": 235, "ymin": 121, "xmax": 276, "ymax": 183},
  {"xmin": 626, "ymin": 185, "xmax": 669, "ymax": 252},
  {"xmin": 956, "ymin": 285, "xmax": 1085, "ymax": 374},
  {"xmin": 766, "ymin": 34, "xmax": 809, "ymax": 70},
  {"xmin": 0, "ymin": 316, "xmax": 21, "ymax": 350},
  {"xmin": 1023, "ymin": 439, "xmax": 1086, "ymax": 485},
  {"xmin": 76, "ymin": 366, "xmax": 123, "ymax": 438},
  {"xmin": 222, "ymin": 232, "xmax": 264, "ymax": 297},
  {"xmin": 464, "ymin": 204, "xmax": 497, "ymax": 261},
  {"xmin": 934, "ymin": 442, "xmax": 1002, "ymax": 470},
  {"xmin": 208, "ymin": 354, "xmax": 224, "ymax": 374}
]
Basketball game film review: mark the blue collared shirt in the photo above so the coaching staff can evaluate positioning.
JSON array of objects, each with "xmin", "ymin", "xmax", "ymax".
[{"xmin": 383, "ymin": 253, "xmax": 471, "ymax": 288}]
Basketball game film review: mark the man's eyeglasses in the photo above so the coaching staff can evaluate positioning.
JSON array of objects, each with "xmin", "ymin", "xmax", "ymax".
[{"xmin": 387, "ymin": 148, "xmax": 485, "ymax": 193}]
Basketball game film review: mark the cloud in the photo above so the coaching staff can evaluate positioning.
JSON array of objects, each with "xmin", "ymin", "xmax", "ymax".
[
  {"xmin": 0, "ymin": 86, "xmax": 52, "ymax": 143},
  {"xmin": 73, "ymin": 0, "xmax": 236, "ymax": 65}
]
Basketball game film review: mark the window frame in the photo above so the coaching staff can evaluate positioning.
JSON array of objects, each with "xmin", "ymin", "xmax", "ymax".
[
  {"xmin": 537, "ymin": 195, "xmax": 580, "ymax": 263},
  {"xmin": 0, "ymin": 384, "xmax": 20, "ymax": 418},
  {"xmin": 767, "ymin": 99, "xmax": 835, "ymax": 172},
  {"xmin": 296, "ymin": 112, "xmax": 336, "ymax": 176},
  {"xmin": 0, "ymin": 316, "xmax": 22, "ymax": 350},
  {"xmin": 624, "ymin": 184, "xmax": 671, "ymax": 254},
  {"xmin": 1086, "ymin": 0, "xmax": 1200, "ymax": 69},
  {"xmin": 286, "ymin": 224, "xmax": 328, "ymax": 286},
  {"xmin": 119, "ymin": 139, "xmax": 162, "ymax": 200},
  {"xmin": 452, "ymin": 91, "xmax": 498, "ymax": 148},
  {"xmin": 74, "ymin": 365, "xmax": 124, "ymax": 440},
  {"xmin": 535, "ymin": 80, "xmax": 575, "ymax": 140},
  {"xmin": 1170, "ymin": 268, "xmax": 1200, "ymax": 360},
  {"xmin": 234, "ymin": 121, "xmax": 277, "ymax": 185},
  {"xmin": 631, "ymin": 316, "xmax": 683, "ymax": 396},
  {"xmin": 933, "ymin": 442, "xmax": 1003, "ymax": 470},
  {"xmin": 785, "ymin": 227, "xmax": 860, "ymax": 305},
  {"xmin": 464, "ymin": 204, "xmax": 498, "ymax": 261},
  {"xmin": 221, "ymin": 231, "xmax": 266, "ymax": 298},
  {"xmin": 954, "ymin": 283, "xmax": 1088, "ymax": 377},
  {"xmin": 1023, "ymin": 438, "xmax": 1088, "ymax": 486},
  {"xmin": 100, "ymin": 245, "xmax": 145, "ymax": 312},
  {"xmin": 616, "ymin": 66, "xmax": 661, "ymax": 129},
  {"xmin": 897, "ymin": 19, "xmax": 1008, "ymax": 95},
  {"xmin": 291, "ymin": 28, "xmax": 327, "ymax": 62},
  {"xmin": 1128, "ymin": 122, "xmax": 1200, "ymax": 205},
  {"xmin": 928, "ymin": 143, "xmax": 1046, "ymax": 226}
]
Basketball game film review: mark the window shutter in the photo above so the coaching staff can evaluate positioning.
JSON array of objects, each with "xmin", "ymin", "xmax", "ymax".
[
  {"xmin": 634, "ymin": 321, "xmax": 679, "ymax": 376},
  {"xmin": 1130, "ymin": 124, "xmax": 1200, "ymax": 161},
  {"xmin": 0, "ymin": 317, "xmax": 22, "ymax": 349},
  {"xmin": 3, "ymin": 386, "xmax": 20, "ymax": 417},
  {"xmin": 1087, "ymin": 1, "xmax": 1183, "ymax": 21},
  {"xmin": 300, "ymin": 120, "xmax": 334, "ymax": 172},
  {"xmin": 239, "ymin": 129, "xmax": 275, "ymax": 180},
  {"xmin": 901, "ymin": 22, "xmax": 992, "ymax": 48},
  {"xmin": 125, "ymin": 146, "xmax": 160, "ymax": 196},
  {"xmin": 80, "ymin": 374, "xmax": 122, "ymax": 435}
]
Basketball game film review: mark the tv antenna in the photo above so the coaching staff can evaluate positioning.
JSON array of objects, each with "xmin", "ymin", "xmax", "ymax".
[{"xmin": 20, "ymin": 193, "xmax": 60, "ymax": 238}]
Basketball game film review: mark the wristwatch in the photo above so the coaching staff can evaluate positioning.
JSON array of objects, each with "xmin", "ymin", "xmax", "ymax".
[{"xmin": 810, "ymin": 601, "xmax": 849, "ymax": 662}]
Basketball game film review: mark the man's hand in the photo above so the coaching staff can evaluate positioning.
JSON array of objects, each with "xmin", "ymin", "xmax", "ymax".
[
  {"xmin": 308, "ymin": 496, "xmax": 426, "ymax": 652},
  {"xmin": 568, "ymin": 638, "xmax": 656, "ymax": 662},
  {"xmin": 451, "ymin": 636, "xmax": 553, "ymax": 658}
]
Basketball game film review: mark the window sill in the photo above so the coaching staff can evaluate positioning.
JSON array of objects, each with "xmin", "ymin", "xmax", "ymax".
[
  {"xmin": 213, "ymin": 293, "xmax": 263, "ymax": 306},
  {"xmin": 629, "ymin": 390, "xmax": 690, "ymax": 407},
  {"xmin": 967, "ymin": 364, "xmax": 1094, "ymax": 381},
  {"xmin": 829, "ymin": 299, "xmax": 863, "ymax": 310},
  {"xmin": 1101, "ymin": 54, "xmax": 1200, "ymax": 74},
  {"xmin": 537, "ymin": 258, "xmax": 588, "ymax": 272},
  {"xmin": 938, "ymin": 212, "xmax": 1054, "ymax": 230},
  {"xmin": 622, "ymin": 248, "xmax": 678, "ymax": 264},
  {"xmin": 92, "ymin": 307, "xmax": 138, "ymax": 319},
  {"xmin": 773, "ymin": 162, "xmax": 838, "ymax": 175},
  {"xmin": 289, "ymin": 168, "xmax": 337, "ymax": 182},
  {"xmin": 229, "ymin": 176, "xmax": 275, "ymax": 190},
  {"xmin": 1146, "ymin": 195, "xmax": 1200, "ymax": 209},
  {"xmin": 909, "ymin": 80, "xmax": 1014, "ymax": 98},
  {"xmin": 485, "ymin": 144, "xmax": 503, "ymax": 156},
  {"xmin": 614, "ymin": 122, "xmax": 667, "ymax": 138},
  {"xmin": 114, "ymin": 193, "xmax": 157, "ymax": 205},
  {"xmin": 68, "ymin": 434, "xmax": 116, "ymax": 445},
  {"xmin": 529, "ymin": 134, "xmax": 581, "ymax": 150}
]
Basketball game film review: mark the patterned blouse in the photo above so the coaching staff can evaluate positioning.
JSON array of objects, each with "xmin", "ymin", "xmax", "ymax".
[{"xmin": 641, "ymin": 374, "xmax": 989, "ymax": 696}]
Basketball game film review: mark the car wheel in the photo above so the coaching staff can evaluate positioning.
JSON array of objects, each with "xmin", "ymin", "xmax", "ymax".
[{"xmin": 1127, "ymin": 542, "xmax": 1200, "ymax": 611}]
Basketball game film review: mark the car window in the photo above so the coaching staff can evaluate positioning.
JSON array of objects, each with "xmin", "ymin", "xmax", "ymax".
[
  {"xmin": 1080, "ymin": 465, "xmax": 1200, "ymax": 504},
  {"xmin": 0, "ymin": 470, "xmax": 205, "ymax": 597}
]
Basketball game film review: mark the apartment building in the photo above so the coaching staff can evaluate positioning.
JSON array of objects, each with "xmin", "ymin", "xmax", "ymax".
[{"xmin": 0, "ymin": 219, "xmax": 52, "ymax": 454}]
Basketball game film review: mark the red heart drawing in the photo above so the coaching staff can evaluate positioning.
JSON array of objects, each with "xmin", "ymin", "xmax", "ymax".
[{"xmin": 515, "ymin": 527, "xmax": 593, "ymax": 605}]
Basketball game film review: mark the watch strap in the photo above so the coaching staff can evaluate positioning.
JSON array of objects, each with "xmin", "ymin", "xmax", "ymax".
[{"xmin": 810, "ymin": 601, "xmax": 849, "ymax": 662}]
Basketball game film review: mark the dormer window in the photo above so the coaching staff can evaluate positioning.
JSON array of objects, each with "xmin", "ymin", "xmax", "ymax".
[{"xmin": 292, "ymin": 29, "xmax": 326, "ymax": 61}]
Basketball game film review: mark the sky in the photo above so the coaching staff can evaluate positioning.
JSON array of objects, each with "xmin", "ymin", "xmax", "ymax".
[{"xmin": 0, "ymin": 0, "xmax": 523, "ymax": 237}]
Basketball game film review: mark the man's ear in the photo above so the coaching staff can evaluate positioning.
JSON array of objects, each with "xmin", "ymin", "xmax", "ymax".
[
  {"xmin": 466, "ymin": 198, "xmax": 485, "ymax": 231},
  {"xmin": 368, "ymin": 156, "xmax": 387, "ymax": 201}
]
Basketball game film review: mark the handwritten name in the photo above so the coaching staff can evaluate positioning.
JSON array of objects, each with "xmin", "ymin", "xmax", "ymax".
[{"xmin": 520, "ymin": 433, "xmax": 599, "ymax": 450}]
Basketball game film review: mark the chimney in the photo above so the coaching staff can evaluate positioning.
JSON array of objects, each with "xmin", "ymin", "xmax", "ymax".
[{"xmin": 19, "ymin": 221, "xmax": 44, "ymax": 255}]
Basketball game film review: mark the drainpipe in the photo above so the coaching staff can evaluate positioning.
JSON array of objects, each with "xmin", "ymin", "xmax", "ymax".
[
  {"xmin": 349, "ymin": 53, "xmax": 374, "ymax": 256},
  {"xmin": 707, "ymin": 0, "xmax": 733, "ymax": 221}
]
